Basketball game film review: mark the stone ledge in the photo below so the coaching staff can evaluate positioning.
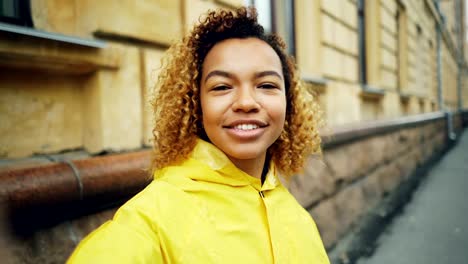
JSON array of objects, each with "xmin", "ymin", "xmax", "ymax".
[
  {"xmin": 0, "ymin": 22, "xmax": 105, "ymax": 48},
  {"xmin": 0, "ymin": 149, "xmax": 151, "ymax": 230},
  {"xmin": 360, "ymin": 84, "xmax": 385, "ymax": 100},
  {"xmin": 328, "ymin": 141, "xmax": 452, "ymax": 264},
  {"xmin": 302, "ymin": 75, "xmax": 328, "ymax": 94},
  {"xmin": 399, "ymin": 91, "xmax": 428, "ymax": 102},
  {"xmin": 399, "ymin": 92, "xmax": 411, "ymax": 102},
  {"xmin": 93, "ymin": 30, "xmax": 170, "ymax": 49},
  {"xmin": 0, "ymin": 31, "xmax": 120, "ymax": 74},
  {"xmin": 321, "ymin": 111, "xmax": 446, "ymax": 148}
]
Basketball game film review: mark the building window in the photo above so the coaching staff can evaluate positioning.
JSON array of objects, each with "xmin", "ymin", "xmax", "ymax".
[
  {"xmin": 249, "ymin": 0, "xmax": 323, "ymax": 82},
  {"xmin": 250, "ymin": 0, "xmax": 273, "ymax": 33},
  {"xmin": 271, "ymin": 0, "xmax": 295, "ymax": 55},
  {"xmin": 249, "ymin": 0, "xmax": 295, "ymax": 55},
  {"xmin": 358, "ymin": 0, "xmax": 366, "ymax": 84},
  {"xmin": 415, "ymin": 23, "xmax": 425, "ymax": 94},
  {"xmin": 363, "ymin": 0, "xmax": 381, "ymax": 87},
  {"xmin": 396, "ymin": 1, "xmax": 408, "ymax": 91},
  {"xmin": 0, "ymin": 0, "xmax": 32, "ymax": 27}
]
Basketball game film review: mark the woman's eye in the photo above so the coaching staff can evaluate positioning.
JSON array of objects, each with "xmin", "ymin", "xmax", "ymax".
[
  {"xmin": 258, "ymin": 83, "xmax": 277, "ymax": 89},
  {"xmin": 212, "ymin": 85, "xmax": 230, "ymax": 91}
]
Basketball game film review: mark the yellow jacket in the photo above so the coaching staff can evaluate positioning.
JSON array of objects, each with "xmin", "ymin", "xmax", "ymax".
[{"xmin": 68, "ymin": 140, "xmax": 329, "ymax": 263}]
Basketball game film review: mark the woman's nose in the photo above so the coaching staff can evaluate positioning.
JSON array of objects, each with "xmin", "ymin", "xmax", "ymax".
[{"xmin": 232, "ymin": 87, "xmax": 260, "ymax": 112}]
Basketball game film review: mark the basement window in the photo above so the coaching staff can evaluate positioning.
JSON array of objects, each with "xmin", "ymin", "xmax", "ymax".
[
  {"xmin": 0, "ymin": 0, "xmax": 104, "ymax": 48},
  {"xmin": 0, "ymin": 0, "xmax": 32, "ymax": 27}
]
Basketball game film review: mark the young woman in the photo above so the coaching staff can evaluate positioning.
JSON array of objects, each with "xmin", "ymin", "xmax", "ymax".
[{"xmin": 68, "ymin": 6, "xmax": 329, "ymax": 263}]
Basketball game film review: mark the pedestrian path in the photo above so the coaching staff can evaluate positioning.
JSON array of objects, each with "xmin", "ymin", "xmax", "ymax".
[{"xmin": 357, "ymin": 130, "xmax": 468, "ymax": 264}]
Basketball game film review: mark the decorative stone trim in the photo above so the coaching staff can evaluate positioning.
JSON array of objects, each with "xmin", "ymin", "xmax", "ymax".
[
  {"xmin": 0, "ymin": 26, "xmax": 119, "ymax": 74},
  {"xmin": 0, "ymin": 22, "xmax": 106, "ymax": 48},
  {"xmin": 302, "ymin": 75, "xmax": 328, "ymax": 94},
  {"xmin": 321, "ymin": 111, "xmax": 445, "ymax": 148},
  {"xmin": 360, "ymin": 84, "xmax": 385, "ymax": 100}
]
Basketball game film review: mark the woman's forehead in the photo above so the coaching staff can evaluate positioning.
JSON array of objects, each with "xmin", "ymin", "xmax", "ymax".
[{"xmin": 201, "ymin": 38, "xmax": 283, "ymax": 76}]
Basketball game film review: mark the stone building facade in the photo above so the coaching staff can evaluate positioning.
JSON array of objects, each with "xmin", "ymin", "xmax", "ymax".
[
  {"xmin": 0, "ymin": 0, "xmax": 468, "ymax": 263},
  {"xmin": 0, "ymin": 0, "xmax": 466, "ymax": 158}
]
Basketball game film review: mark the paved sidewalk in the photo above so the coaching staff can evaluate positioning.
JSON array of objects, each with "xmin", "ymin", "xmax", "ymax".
[{"xmin": 356, "ymin": 130, "xmax": 468, "ymax": 264}]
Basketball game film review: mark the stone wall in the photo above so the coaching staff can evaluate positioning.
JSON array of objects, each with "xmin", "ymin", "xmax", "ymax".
[
  {"xmin": 290, "ymin": 117, "xmax": 448, "ymax": 249},
  {"xmin": 0, "ymin": 113, "xmax": 458, "ymax": 263},
  {"xmin": 0, "ymin": 0, "xmax": 243, "ymax": 158}
]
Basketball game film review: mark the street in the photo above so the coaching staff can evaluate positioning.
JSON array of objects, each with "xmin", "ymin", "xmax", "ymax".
[{"xmin": 357, "ymin": 131, "xmax": 468, "ymax": 264}]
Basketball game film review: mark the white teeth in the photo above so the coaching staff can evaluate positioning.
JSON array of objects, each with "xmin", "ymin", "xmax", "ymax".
[{"xmin": 234, "ymin": 124, "xmax": 259, "ymax": 130}]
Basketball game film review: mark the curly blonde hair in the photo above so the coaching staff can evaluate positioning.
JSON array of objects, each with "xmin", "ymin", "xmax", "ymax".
[{"xmin": 151, "ymin": 6, "xmax": 321, "ymax": 177}]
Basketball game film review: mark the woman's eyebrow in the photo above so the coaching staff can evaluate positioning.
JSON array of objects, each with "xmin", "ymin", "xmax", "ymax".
[
  {"xmin": 204, "ymin": 70, "xmax": 232, "ymax": 83},
  {"xmin": 255, "ymin": 71, "xmax": 283, "ymax": 80},
  {"xmin": 204, "ymin": 70, "xmax": 283, "ymax": 83}
]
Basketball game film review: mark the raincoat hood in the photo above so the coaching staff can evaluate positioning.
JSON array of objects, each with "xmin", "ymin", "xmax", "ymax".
[{"xmin": 154, "ymin": 139, "xmax": 280, "ymax": 191}]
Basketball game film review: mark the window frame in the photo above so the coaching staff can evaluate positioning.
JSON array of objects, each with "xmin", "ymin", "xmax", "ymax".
[
  {"xmin": 250, "ymin": 0, "xmax": 296, "ymax": 56},
  {"xmin": 0, "ymin": 0, "xmax": 33, "ymax": 27},
  {"xmin": 396, "ymin": 1, "xmax": 409, "ymax": 92}
]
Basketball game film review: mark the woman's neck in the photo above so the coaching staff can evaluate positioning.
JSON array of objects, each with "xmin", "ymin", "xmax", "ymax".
[{"xmin": 228, "ymin": 153, "xmax": 266, "ymax": 180}]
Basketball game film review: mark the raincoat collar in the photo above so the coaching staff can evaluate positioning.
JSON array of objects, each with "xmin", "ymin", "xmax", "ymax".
[{"xmin": 157, "ymin": 139, "xmax": 281, "ymax": 191}]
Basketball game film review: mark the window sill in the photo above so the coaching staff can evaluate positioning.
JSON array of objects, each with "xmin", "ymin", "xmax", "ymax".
[
  {"xmin": 360, "ymin": 84, "xmax": 385, "ymax": 100},
  {"xmin": 399, "ymin": 91, "xmax": 429, "ymax": 101},
  {"xmin": 0, "ymin": 22, "xmax": 105, "ymax": 48},
  {"xmin": 399, "ymin": 92, "xmax": 411, "ymax": 102},
  {"xmin": 0, "ymin": 22, "xmax": 119, "ymax": 74},
  {"xmin": 302, "ymin": 75, "xmax": 328, "ymax": 94}
]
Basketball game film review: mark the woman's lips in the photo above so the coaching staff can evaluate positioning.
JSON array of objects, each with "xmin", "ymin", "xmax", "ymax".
[
  {"xmin": 233, "ymin": 123, "xmax": 259, "ymax": 130},
  {"xmin": 224, "ymin": 119, "xmax": 268, "ymax": 128},
  {"xmin": 222, "ymin": 119, "xmax": 268, "ymax": 140},
  {"xmin": 224, "ymin": 125, "xmax": 266, "ymax": 140}
]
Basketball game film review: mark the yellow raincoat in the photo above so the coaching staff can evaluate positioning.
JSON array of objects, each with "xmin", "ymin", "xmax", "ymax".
[{"xmin": 68, "ymin": 140, "xmax": 329, "ymax": 263}]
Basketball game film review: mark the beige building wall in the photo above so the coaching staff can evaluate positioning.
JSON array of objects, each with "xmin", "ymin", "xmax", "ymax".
[
  {"xmin": 318, "ymin": 0, "xmax": 361, "ymax": 125},
  {"xmin": 405, "ymin": 0, "xmax": 437, "ymax": 111},
  {"xmin": 440, "ymin": 0, "xmax": 460, "ymax": 49},
  {"xmin": 0, "ymin": 0, "xmax": 242, "ymax": 158},
  {"xmin": 0, "ymin": 0, "xmax": 466, "ymax": 158},
  {"xmin": 0, "ymin": 71, "xmax": 84, "ymax": 157},
  {"xmin": 439, "ymin": 0, "xmax": 467, "ymax": 111},
  {"xmin": 31, "ymin": 0, "xmax": 183, "ymax": 46},
  {"xmin": 442, "ymin": 44, "xmax": 459, "ymax": 110}
]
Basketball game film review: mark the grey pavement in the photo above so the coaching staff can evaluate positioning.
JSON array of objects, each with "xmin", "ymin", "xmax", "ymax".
[{"xmin": 356, "ymin": 130, "xmax": 468, "ymax": 264}]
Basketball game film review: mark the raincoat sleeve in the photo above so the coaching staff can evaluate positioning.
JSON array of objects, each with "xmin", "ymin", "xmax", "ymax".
[{"xmin": 67, "ymin": 191, "xmax": 164, "ymax": 263}]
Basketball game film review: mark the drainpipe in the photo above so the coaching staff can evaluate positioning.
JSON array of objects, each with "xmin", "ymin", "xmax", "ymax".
[
  {"xmin": 358, "ymin": 0, "xmax": 367, "ymax": 85},
  {"xmin": 435, "ymin": 1, "xmax": 443, "ymax": 111},
  {"xmin": 435, "ymin": 1, "xmax": 456, "ymax": 141},
  {"xmin": 455, "ymin": 0, "xmax": 463, "ymax": 111}
]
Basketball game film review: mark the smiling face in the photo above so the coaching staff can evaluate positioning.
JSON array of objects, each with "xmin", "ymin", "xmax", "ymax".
[{"xmin": 200, "ymin": 38, "xmax": 287, "ymax": 177}]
